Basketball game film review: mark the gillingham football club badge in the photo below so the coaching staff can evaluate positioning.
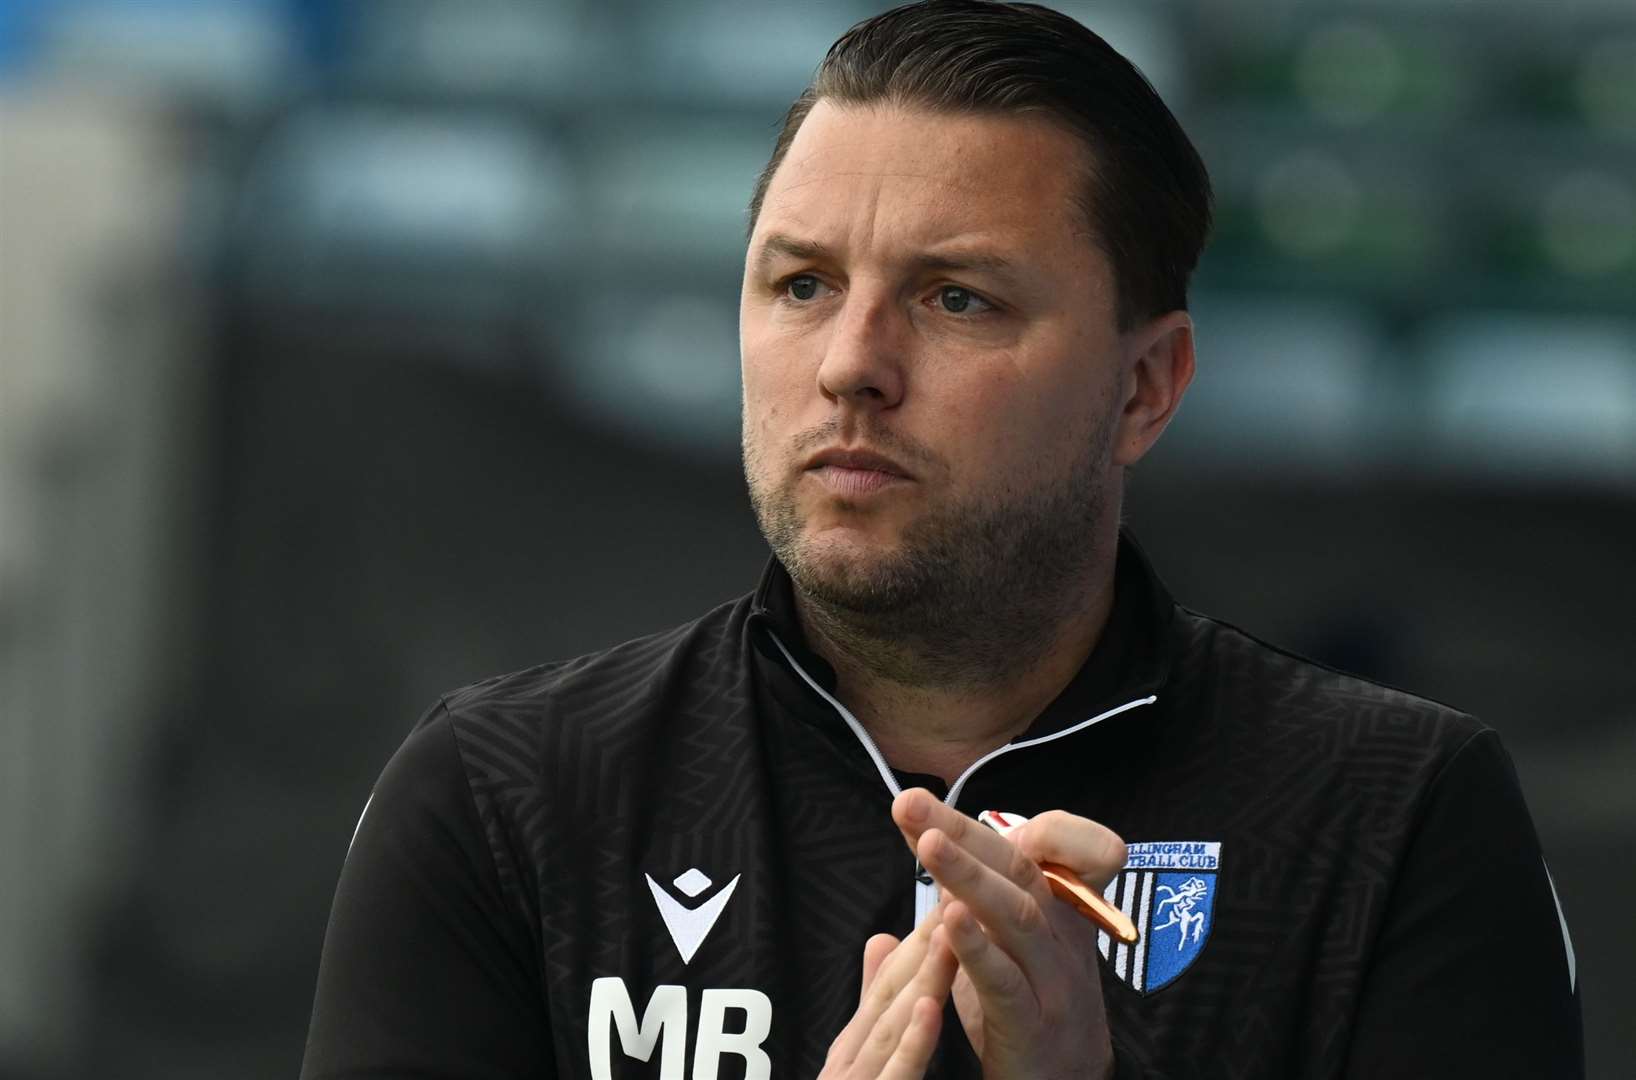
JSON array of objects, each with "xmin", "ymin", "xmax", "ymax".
[{"xmin": 1097, "ymin": 841, "xmax": 1222, "ymax": 993}]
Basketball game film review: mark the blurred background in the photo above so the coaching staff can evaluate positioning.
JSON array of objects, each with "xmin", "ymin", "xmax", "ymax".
[{"xmin": 1, "ymin": 0, "xmax": 1632, "ymax": 1076}]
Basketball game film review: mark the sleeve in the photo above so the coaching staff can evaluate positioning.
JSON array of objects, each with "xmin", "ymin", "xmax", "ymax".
[
  {"xmin": 299, "ymin": 703, "xmax": 553, "ymax": 1079},
  {"xmin": 1343, "ymin": 728, "xmax": 1583, "ymax": 1078}
]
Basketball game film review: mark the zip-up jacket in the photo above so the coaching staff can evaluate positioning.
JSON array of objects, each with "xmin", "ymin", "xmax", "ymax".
[{"xmin": 300, "ymin": 533, "xmax": 1583, "ymax": 1078}]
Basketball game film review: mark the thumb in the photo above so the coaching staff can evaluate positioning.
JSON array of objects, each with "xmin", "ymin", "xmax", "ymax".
[{"xmin": 1013, "ymin": 810, "xmax": 1128, "ymax": 891}]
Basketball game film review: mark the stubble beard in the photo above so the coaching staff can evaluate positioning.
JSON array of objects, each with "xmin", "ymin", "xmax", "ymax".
[{"xmin": 743, "ymin": 417, "xmax": 1115, "ymax": 691}]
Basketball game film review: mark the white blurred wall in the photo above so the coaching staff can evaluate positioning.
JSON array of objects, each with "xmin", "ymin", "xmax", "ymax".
[{"xmin": 0, "ymin": 89, "xmax": 201, "ymax": 1069}]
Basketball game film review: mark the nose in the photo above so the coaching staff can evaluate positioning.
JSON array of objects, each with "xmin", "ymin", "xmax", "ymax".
[{"xmin": 816, "ymin": 287, "xmax": 906, "ymax": 411}]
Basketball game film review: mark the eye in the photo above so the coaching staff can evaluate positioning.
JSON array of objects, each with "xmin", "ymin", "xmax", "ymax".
[
  {"xmin": 936, "ymin": 285, "xmax": 991, "ymax": 315},
  {"xmin": 787, "ymin": 274, "xmax": 821, "ymax": 301}
]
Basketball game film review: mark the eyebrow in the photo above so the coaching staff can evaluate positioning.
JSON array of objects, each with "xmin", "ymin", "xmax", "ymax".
[
  {"xmin": 754, "ymin": 234, "xmax": 834, "ymax": 271},
  {"xmin": 911, "ymin": 249, "xmax": 1019, "ymax": 279},
  {"xmin": 754, "ymin": 233, "xmax": 1021, "ymax": 281}
]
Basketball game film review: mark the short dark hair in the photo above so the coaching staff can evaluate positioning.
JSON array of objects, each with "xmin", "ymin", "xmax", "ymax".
[{"xmin": 747, "ymin": 0, "xmax": 1213, "ymax": 331}]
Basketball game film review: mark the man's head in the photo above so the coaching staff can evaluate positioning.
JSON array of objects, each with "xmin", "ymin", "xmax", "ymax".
[
  {"xmin": 748, "ymin": 0, "xmax": 1211, "ymax": 333},
  {"xmin": 739, "ymin": 0, "xmax": 1211, "ymax": 677}
]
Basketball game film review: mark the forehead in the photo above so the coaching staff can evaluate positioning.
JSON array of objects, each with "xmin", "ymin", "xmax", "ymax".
[{"xmin": 753, "ymin": 100, "xmax": 1094, "ymax": 258}]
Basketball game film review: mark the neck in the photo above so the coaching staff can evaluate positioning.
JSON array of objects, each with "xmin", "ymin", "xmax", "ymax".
[{"xmin": 794, "ymin": 556, "xmax": 1117, "ymax": 787}]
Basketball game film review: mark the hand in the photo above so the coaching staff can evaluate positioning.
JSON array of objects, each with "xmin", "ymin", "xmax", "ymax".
[
  {"xmin": 892, "ymin": 789, "xmax": 1127, "ymax": 1080},
  {"xmin": 820, "ymin": 908, "xmax": 959, "ymax": 1079}
]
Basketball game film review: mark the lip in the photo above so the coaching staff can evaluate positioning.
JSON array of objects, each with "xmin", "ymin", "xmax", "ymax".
[{"xmin": 802, "ymin": 447, "xmax": 914, "ymax": 480}]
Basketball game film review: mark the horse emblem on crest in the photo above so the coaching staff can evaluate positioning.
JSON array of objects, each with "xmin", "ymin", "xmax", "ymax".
[{"xmin": 1097, "ymin": 842, "xmax": 1221, "ymax": 994}]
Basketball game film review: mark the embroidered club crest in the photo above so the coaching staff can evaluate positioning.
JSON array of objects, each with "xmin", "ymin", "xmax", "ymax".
[{"xmin": 1097, "ymin": 841, "xmax": 1221, "ymax": 994}]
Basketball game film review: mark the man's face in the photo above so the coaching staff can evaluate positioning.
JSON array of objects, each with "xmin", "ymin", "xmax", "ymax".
[{"xmin": 740, "ymin": 101, "xmax": 1126, "ymax": 620}]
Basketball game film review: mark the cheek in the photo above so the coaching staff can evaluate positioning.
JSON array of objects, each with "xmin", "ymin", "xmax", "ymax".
[
  {"xmin": 740, "ymin": 356, "xmax": 796, "ymax": 475},
  {"xmin": 927, "ymin": 357, "xmax": 1105, "ymax": 479},
  {"xmin": 741, "ymin": 322, "xmax": 813, "ymax": 427},
  {"xmin": 740, "ymin": 362, "xmax": 787, "ymax": 442},
  {"xmin": 923, "ymin": 366, "xmax": 1037, "ymax": 462}
]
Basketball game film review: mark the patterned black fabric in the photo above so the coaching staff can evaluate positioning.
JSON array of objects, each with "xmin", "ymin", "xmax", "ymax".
[{"xmin": 301, "ymin": 534, "xmax": 1583, "ymax": 1079}]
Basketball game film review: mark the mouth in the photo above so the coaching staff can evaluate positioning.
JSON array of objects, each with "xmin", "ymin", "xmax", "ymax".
[
  {"xmin": 804, "ymin": 447, "xmax": 913, "ymax": 477},
  {"xmin": 802, "ymin": 446, "xmax": 914, "ymax": 496}
]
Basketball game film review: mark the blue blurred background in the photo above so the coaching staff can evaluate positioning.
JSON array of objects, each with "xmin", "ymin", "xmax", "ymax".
[{"xmin": 1, "ymin": 1, "xmax": 1632, "ymax": 1076}]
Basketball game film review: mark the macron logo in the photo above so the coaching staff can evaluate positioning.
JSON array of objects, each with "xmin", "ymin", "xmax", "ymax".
[{"xmin": 646, "ymin": 868, "xmax": 740, "ymax": 965}]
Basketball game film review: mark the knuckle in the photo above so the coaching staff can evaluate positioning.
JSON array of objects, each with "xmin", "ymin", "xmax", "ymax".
[
  {"xmin": 993, "ymin": 954, "xmax": 1030, "ymax": 997},
  {"xmin": 863, "ymin": 974, "xmax": 896, "ymax": 1011},
  {"xmin": 1034, "ymin": 808, "xmax": 1074, "ymax": 831},
  {"xmin": 1006, "ymin": 846, "xmax": 1040, "ymax": 887},
  {"xmin": 956, "ymin": 842, "xmax": 989, "ymax": 883},
  {"xmin": 919, "ymin": 829, "xmax": 948, "ymax": 868},
  {"xmin": 931, "ymin": 832, "xmax": 978, "ymax": 881},
  {"xmin": 1011, "ymin": 892, "xmax": 1046, "ymax": 935},
  {"xmin": 1014, "ymin": 811, "xmax": 1063, "ymax": 860}
]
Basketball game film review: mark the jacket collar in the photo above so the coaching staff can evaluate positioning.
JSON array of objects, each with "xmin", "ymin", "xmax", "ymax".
[{"xmin": 746, "ymin": 528, "xmax": 1175, "ymax": 742}]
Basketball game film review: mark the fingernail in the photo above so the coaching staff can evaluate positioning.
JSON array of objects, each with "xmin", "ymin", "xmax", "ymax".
[{"xmin": 901, "ymin": 791, "xmax": 930, "ymax": 824}]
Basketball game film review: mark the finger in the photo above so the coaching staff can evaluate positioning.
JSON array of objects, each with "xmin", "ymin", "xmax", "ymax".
[
  {"xmin": 879, "ymin": 996, "xmax": 944, "ymax": 1080},
  {"xmin": 916, "ymin": 828, "xmax": 1067, "ymax": 995},
  {"xmin": 1011, "ymin": 810, "xmax": 1128, "ymax": 891},
  {"xmin": 893, "ymin": 790, "xmax": 1048, "ymax": 898},
  {"xmin": 860, "ymin": 933, "xmax": 899, "ymax": 1003},
  {"xmin": 859, "ymin": 910, "xmax": 941, "ymax": 1008},
  {"xmin": 832, "ymin": 915, "xmax": 946, "ymax": 1067},
  {"xmin": 852, "ymin": 925, "xmax": 958, "ymax": 1077},
  {"xmin": 947, "ymin": 898, "xmax": 1112, "ymax": 1073},
  {"xmin": 942, "ymin": 899, "xmax": 1037, "ymax": 1028},
  {"xmin": 832, "ymin": 931, "xmax": 927, "ymax": 1065}
]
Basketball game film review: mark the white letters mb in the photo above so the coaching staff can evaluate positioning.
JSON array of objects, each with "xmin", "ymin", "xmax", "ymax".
[{"xmin": 588, "ymin": 977, "xmax": 772, "ymax": 1080}]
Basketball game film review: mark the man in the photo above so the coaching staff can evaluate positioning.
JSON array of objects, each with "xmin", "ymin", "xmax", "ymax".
[{"xmin": 301, "ymin": 2, "xmax": 1583, "ymax": 1077}]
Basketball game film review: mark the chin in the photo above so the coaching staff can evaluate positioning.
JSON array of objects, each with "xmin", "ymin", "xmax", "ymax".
[
  {"xmin": 785, "ymin": 529, "xmax": 925, "ymax": 614},
  {"xmin": 799, "ymin": 522, "xmax": 898, "ymax": 567}
]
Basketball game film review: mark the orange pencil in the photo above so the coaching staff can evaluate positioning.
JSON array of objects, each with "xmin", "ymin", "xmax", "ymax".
[{"xmin": 979, "ymin": 810, "xmax": 1139, "ymax": 946}]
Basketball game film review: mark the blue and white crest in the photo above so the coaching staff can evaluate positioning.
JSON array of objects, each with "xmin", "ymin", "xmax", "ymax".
[{"xmin": 1097, "ymin": 841, "xmax": 1221, "ymax": 994}]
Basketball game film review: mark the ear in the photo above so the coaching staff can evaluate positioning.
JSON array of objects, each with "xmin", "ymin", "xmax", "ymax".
[{"xmin": 1111, "ymin": 310, "xmax": 1195, "ymax": 467}]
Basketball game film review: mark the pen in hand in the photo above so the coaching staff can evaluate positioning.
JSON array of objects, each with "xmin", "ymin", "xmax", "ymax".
[{"xmin": 978, "ymin": 809, "xmax": 1139, "ymax": 946}]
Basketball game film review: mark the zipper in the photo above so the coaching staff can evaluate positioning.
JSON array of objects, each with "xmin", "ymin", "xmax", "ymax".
[{"xmin": 766, "ymin": 631, "xmax": 1158, "ymax": 928}]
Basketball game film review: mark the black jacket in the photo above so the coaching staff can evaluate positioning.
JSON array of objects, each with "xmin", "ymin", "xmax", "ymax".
[{"xmin": 301, "ymin": 534, "xmax": 1583, "ymax": 1078}]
